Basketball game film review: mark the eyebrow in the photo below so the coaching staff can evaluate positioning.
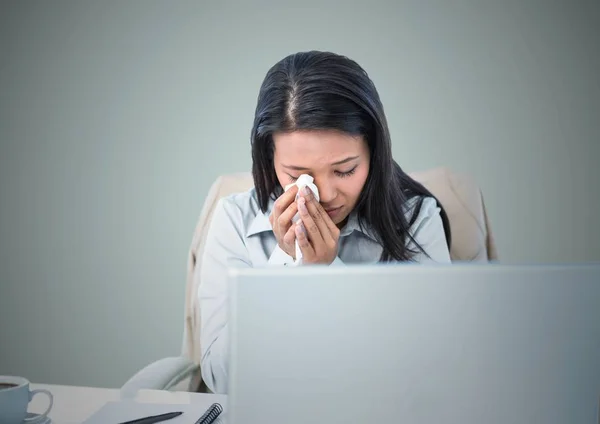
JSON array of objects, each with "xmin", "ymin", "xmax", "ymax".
[{"xmin": 281, "ymin": 155, "xmax": 360, "ymax": 171}]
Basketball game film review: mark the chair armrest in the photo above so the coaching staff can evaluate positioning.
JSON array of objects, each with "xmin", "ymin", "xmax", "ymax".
[{"xmin": 120, "ymin": 356, "xmax": 199, "ymax": 398}]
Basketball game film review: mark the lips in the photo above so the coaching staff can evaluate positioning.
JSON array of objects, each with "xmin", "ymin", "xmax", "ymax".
[
  {"xmin": 325, "ymin": 206, "xmax": 342, "ymax": 213},
  {"xmin": 324, "ymin": 206, "xmax": 344, "ymax": 219}
]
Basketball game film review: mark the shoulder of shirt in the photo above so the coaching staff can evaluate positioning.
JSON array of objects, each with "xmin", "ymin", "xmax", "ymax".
[
  {"xmin": 404, "ymin": 195, "xmax": 441, "ymax": 232},
  {"xmin": 215, "ymin": 186, "xmax": 264, "ymax": 234}
]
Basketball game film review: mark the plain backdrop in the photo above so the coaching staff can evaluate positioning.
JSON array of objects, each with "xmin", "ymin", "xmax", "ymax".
[{"xmin": 1, "ymin": 0, "xmax": 599, "ymax": 388}]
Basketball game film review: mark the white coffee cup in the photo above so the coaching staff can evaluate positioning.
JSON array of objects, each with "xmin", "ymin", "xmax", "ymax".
[{"xmin": 0, "ymin": 375, "xmax": 54, "ymax": 423}]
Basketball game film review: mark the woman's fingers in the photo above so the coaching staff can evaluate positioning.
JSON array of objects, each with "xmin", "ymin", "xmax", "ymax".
[
  {"xmin": 269, "ymin": 185, "xmax": 300, "ymax": 259},
  {"xmin": 283, "ymin": 220, "xmax": 296, "ymax": 246},
  {"xmin": 299, "ymin": 187, "xmax": 339, "ymax": 243},
  {"xmin": 271, "ymin": 185, "xmax": 298, "ymax": 222},
  {"xmin": 278, "ymin": 201, "xmax": 299, "ymax": 230},
  {"xmin": 295, "ymin": 221, "xmax": 313, "ymax": 254},
  {"xmin": 297, "ymin": 197, "xmax": 325, "ymax": 245}
]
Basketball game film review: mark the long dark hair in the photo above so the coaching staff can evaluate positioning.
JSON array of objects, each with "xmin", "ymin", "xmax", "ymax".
[{"xmin": 250, "ymin": 51, "xmax": 451, "ymax": 261}]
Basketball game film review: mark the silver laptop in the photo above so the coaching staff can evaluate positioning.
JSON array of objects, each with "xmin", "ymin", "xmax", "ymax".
[{"xmin": 226, "ymin": 263, "xmax": 600, "ymax": 424}]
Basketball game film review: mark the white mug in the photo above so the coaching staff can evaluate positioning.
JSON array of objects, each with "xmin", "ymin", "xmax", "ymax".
[{"xmin": 0, "ymin": 375, "xmax": 54, "ymax": 424}]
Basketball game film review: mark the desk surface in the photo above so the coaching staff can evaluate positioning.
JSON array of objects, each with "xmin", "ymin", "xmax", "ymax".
[{"xmin": 29, "ymin": 383, "xmax": 227, "ymax": 424}]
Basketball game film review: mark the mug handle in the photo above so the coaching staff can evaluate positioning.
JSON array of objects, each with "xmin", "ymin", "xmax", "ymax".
[{"xmin": 24, "ymin": 389, "xmax": 54, "ymax": 421}]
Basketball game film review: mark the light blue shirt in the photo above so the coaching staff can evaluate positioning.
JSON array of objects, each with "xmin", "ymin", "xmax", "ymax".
[{"xmin": 197, "ymin": 187, "xmax": 451, "ymax": 393}]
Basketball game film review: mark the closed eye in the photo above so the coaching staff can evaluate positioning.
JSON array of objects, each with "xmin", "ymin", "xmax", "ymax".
[
  {"xmin": 335, "ymin": 166, "xmax": 357, "ymax": 178},
  {"xmin": 287, "ymin": 166, "xmax": 357, "ymax": 182}
]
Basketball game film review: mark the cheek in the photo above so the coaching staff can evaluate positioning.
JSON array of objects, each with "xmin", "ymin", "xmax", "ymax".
[
  {"xmin": 274, "ymin": 168, "xmax": 290, "ymax": 187},
  {"xmin": 273, "ymin": 169, "xmax": 283, "ymax": 185},
  {"xmin": 352, "ymin": 165, "xmax": 370, "ymax": 195},
  {"xmin": 340, "ymin": 166, "xmax": 369, "ymax": 200}
]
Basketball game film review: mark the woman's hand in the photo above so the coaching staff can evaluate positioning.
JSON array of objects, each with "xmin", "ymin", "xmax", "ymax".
[
  {"xmin": 269, "ymin": 185, "xmax": 300, "ymax": 258},
  {"xmin": 295, "ymin": 186, "xmax": 341, "ymax": 264}
]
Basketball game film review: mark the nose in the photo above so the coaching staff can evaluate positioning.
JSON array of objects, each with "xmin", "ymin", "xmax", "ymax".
[{"xmin": 314, "ymin": 177, "xmax": 337, "ymax": 205}]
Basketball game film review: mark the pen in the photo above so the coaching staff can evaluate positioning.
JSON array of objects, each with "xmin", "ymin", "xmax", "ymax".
[{"xmin": 118, "ymin": 411, "xmax": 183, "ymax": 424}]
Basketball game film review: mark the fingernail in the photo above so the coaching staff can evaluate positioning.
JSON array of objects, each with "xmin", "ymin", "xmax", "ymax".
[
  {"xmin": 303, "ymin": 186, "xmax": 311, "ymax": 195},
  {"xmin": 296, "ymin": 222, "xmax": 305, "ymax": 234}
]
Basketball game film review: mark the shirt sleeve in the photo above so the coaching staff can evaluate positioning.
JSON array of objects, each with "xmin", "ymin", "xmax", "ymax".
[
  {"xmin": 197, "ymin": 197, "xmax": 251, "ymax": 394},
  {"xmin": 408, "ymin": 197, "xmax": 452, "ymax": 263},
  {"xmin": 267, "ymin": 244, "xmax": 295, "ymax": 265}
]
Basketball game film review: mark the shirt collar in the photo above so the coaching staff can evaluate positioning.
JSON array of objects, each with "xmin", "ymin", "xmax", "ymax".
[
  {"xmin": 340, "ymin": 210, "xmax": 379, "ymax": 242},
  {"xmin": 246, "ymin": 208, "xmax": 273, "ymax": 237},
  {"xmin": 245, "ymin": 196, "xmax": 275, "ymax": 237},
  {"xmin": 246, "ymin": 197, "xmax": 379, "ymax": 243}
]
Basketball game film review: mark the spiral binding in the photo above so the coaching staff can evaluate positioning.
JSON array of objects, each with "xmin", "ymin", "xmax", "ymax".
[{"xmin": 194, "ymin": 402, "xmax": 223, "ymax": 424}]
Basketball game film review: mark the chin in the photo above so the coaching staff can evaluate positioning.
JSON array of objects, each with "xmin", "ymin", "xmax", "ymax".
[{"xmin": 333, "ymin": 212, "xmax": 350, "ymax": 227}]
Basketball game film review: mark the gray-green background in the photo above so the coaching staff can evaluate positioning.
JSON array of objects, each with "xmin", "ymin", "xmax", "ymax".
[{"xmin": 1, "ymin": 0, "xmax": 598, "ymax": 388}]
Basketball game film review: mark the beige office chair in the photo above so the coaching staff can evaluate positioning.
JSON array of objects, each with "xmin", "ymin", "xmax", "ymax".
[{"xmin": 121, "ymin": 167, "xmax": 498, "ymax": 396}]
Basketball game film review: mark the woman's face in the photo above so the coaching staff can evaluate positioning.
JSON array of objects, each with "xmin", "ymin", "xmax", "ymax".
[{"xmin": 272, "ymin": 129, "xmax": 370, "ymax": 227}]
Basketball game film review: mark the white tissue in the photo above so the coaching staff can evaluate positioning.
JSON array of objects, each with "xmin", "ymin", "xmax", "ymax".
[{"xmin": 283, "ymin": 174, "xmax": 320, "ymax": 265}]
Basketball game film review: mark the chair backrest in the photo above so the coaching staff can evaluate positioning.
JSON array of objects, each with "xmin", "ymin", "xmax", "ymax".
[{"xmin": 182, "ymin": 167, "xmax": 498, "ymax": 391}]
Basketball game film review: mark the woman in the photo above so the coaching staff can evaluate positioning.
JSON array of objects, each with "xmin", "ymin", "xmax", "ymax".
[{"xmin": 197, "ymin": 51, "xmax": 452, "ymax": 394}]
